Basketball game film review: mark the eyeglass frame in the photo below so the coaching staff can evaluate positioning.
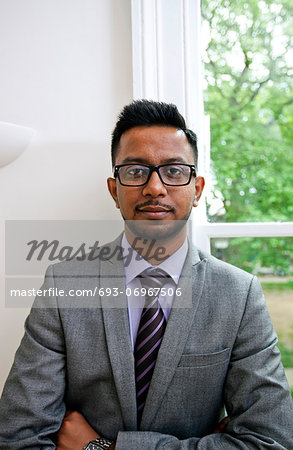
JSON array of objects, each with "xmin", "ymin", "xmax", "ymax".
[{"xmin": 113, "ymin": 163, "xmax": 197, "ymax": 187}]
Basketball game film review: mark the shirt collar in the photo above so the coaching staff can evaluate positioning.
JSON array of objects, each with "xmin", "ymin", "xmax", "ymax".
[{"xmin": 122, "ymin": 233, "xmax": 188, "ymax": 285}]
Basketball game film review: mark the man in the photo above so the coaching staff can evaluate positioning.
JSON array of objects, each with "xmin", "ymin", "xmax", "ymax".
[{"xmin": 0, "ymin": 100, "xmax": 292, "ymax": 449}]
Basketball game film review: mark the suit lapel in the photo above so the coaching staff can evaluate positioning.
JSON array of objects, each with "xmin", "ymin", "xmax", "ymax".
[
  {"xmin": 99, "ymin": 236, "xmax": 137, "ymax": 430},
  {"xmin": 140, "ymin": 244, "xmax": 207, "ymax": 429}
]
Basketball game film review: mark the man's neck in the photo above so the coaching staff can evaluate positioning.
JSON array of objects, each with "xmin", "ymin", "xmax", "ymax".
[{"xmin": 125, "ymin": 227, "xmax": 187, "ymax": 266}]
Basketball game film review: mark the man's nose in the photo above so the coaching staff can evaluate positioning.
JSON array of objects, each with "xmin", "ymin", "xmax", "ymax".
[{"xmin": 142, "ymin": 170, "xmax": 167, "ymax": 197}]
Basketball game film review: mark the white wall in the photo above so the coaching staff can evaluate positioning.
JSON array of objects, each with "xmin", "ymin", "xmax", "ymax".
[{"xmin": 0, "ymin": 0, "xmax": 133, "ymax": 392}]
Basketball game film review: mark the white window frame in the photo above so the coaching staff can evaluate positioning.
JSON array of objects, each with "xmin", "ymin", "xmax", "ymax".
[{"xmin": 131, "ymin": 0, "xmax": 293, "ymax": 253}]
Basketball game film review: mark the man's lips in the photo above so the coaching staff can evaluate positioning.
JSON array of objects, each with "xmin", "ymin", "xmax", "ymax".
[
  {"xmin": 138, "ymin": 206, "xmax": 171, "ymax": 212},
  {"xmin": 136, "ymin": 204, "xmax": 174, "ymax": 218}
]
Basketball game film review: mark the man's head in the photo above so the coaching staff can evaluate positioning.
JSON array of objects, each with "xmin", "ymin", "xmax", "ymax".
[
  {"xmin": 107, "ymin": 100, "xmax": 205, "ymax": 252},
  {"xmin": 111, "ymin": 100, "xmax": 198, "ymax": 168}
]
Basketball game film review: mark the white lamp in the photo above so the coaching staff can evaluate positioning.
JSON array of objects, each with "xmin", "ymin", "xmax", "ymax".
[{"xmin": 0, "ymin": 121, "xmax": 35, "ymax": 168}]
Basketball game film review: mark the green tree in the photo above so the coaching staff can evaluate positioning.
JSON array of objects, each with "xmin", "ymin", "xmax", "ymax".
[{"xmin": 202, "ymin": 0, "xmax": 293, "ymax": 273}]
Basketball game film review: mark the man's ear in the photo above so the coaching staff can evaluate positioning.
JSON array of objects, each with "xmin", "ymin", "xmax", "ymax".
[
  {"xmin": 107, "ymin": 177, "xmax": 120, "ymax": 209},
  {"xmin": 193, "ymin": 176, "xmax": 205, "ymax": 207}
]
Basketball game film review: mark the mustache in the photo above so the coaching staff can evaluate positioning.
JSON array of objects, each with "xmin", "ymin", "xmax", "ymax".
[{"xmin": 135, "ymin": 201, "xmax": 175, "ymax": 212}]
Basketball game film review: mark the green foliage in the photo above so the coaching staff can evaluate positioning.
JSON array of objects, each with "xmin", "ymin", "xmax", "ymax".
[
  {"xmin": 202, "ymin": 0, "xmax": 293, "ymax": 272},
  {"xmin": 262, "ymin": 280, "xmax": 293, "ymax": 290},
  {"xmin": 211, "ymin": 237, "xmax": 293, "ymax": 275},
  {"xmin": 278, "ymin": 341, "xmax": 293, "ymax": 368}
]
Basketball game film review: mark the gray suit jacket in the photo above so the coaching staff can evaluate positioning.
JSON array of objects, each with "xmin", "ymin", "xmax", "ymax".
[{"xmin": 0, "ymin": 236, "xmax": 292, "ymax": 449}]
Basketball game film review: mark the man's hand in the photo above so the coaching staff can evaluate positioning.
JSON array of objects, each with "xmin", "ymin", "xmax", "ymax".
[
  {"xmin": 213, "ymin": 416, "xmax": 229, "ymax": 434},
  {"xmin": 56, "ymin": 410, "xmax": 100, "ymax": 450}
]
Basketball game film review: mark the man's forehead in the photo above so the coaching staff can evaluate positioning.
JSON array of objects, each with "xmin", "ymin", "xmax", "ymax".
[
  {"xmin": 119, "ymin": 125, "xmax": 188, "ymax": 144},
  {"xmin": 115, "ymin": 125, "xmax": 194, "ymax": 165}
]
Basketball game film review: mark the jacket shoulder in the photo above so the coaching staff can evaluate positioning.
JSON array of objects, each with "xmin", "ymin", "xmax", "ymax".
[{"xmin": 197, "ymin": 247, "xmax": 255, "ymax": 287}]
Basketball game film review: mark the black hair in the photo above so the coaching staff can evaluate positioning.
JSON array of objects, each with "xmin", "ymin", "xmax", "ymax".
[{"xmin": 111, "ymin": 99, "xmax": 198, "ymax": 167}]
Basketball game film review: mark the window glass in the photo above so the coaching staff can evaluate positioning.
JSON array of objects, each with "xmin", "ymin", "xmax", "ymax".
[
  {"xmin": 211, "ymin": 236, "xmax": 293, "ymax": 276},
  {"xmin": 201, "ymin": 0, "xmax": 293, "ymax": 223}
]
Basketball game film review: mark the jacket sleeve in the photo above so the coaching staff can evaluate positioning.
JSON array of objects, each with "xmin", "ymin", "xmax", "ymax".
[
  {"xmin": 0, "ymin": 265, "xmax": 66, "ymax": 449},
  {"xmin": 115, "ymin": 276, "xmax": 293, "ymax": 449}
]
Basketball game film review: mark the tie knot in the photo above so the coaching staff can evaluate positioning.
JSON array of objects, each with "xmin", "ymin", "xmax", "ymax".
[{"xmin": 138, "ymin": 267, "xmax": 170, "ymax": 290}]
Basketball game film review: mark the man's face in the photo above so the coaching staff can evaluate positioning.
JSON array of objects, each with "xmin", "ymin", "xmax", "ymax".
[{"xmin": 107, "ymin": 126, "xmax": 204, "ymax": 242}]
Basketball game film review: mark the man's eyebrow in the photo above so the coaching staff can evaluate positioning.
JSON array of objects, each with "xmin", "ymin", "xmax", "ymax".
[{"xmin": 120, "ymin": 157, "xmax": 188, "ymax": 164}]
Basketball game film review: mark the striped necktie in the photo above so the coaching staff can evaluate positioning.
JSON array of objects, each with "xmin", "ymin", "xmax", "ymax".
[{"xmin": 134, "ymin": 267, "xmax": 170, "ymax": 426}]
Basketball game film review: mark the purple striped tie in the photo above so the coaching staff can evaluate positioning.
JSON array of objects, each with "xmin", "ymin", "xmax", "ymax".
[{"xmin": 134, "ymin": 267, "xmax": 170, "ymax": 426}]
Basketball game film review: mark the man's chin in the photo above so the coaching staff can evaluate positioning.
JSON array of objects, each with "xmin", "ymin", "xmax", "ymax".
[{"xmin": 124, "ymin": 219, "xmax": 187, "ymax": 242}]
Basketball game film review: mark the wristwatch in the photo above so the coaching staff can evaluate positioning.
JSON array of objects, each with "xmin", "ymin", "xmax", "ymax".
[{"xmin": 84, "ymin": 437, "xmax": 114, "ymax": 450}]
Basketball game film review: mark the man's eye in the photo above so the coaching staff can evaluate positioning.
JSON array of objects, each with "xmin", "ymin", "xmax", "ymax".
[
  {"xmin": 166, "ymin": 167, "xmax": 183, "ymax": 176},
  {"xmin": 127, "ymin": 168, "xmax": 145, "ymax": 177}
]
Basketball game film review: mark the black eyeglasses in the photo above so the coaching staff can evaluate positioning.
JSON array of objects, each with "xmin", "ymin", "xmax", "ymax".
[{"xmin": 114, "ymin": 163, "xmax": 196, "ymax": 186}]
